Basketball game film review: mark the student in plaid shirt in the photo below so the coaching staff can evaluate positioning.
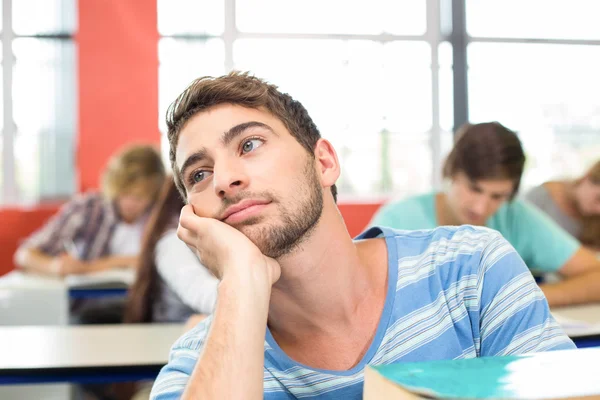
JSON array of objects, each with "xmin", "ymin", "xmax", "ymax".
[{"xmin": 14, "ymin": 144, "xmax": 166, "ymax": 277}]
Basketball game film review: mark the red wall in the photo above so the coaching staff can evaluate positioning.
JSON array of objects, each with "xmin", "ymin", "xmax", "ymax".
[
  {"xmin": 0, "ymin": 0, "xmax": 381, "ymax": 276},
  {"xmin": 0, "ymin": 206, "xmax": 61, "ymax": 275},
  {"xmin": 77, "ymin": 0, "xmax": 160, "ymax": 192}
]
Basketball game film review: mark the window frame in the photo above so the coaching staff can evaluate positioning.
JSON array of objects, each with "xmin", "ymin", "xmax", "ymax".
[
  {"xmin": 159, "ymin": 0, "xmax": 449, "ymax": 197},
  {"xmin": 1, "ymin": 0, "xmax": 76, "ymax": 205}
]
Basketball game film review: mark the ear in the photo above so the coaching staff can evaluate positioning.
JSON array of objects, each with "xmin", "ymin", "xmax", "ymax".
[{"xmin": 313, "ymin": 139, "xmax": 340, "ymax": 192}]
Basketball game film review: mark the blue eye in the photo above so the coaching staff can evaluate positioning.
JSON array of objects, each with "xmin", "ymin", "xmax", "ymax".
[
  {"xmin": 242, "ymin": 138, "xmax": 263, "ymax": 154},
  {"xmin": 192, "ymin": 170, "xmax": 211, "ymax": 183}
]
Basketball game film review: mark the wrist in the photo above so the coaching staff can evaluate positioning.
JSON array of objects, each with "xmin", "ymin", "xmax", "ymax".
[
  {"xmin": 49, "ymin": 258, "xmax": 62, "ymax": 276},
  {"xmin": 219, "ymin": 273, "xmax": 272, "ymax": 304}
]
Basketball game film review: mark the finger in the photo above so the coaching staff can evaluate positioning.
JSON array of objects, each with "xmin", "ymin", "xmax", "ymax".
[
  {"xmin": 177, "ymin": 224, "xmax": 197, "ymax": 247},
  {"xmin": 179, "ymin": 204, "xmax": 199, "ymax": 231}
]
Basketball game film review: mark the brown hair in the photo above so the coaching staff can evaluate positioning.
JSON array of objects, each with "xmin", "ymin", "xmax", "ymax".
[
  {"xmin": 165, "ymin": 71, "xmax": 337, "ymax": 202},
  {"xmin": 124, "ymin": 178, "xmax": 184, "ymax": 323},
  {"xmin": 443, "ymin": 122, "xmax": 526, "ymax": 199},
  {"xmin": 579, "ymin": 160, "xmax": 600, "ymax": 247},
  {"xmin": 101, "ymin": 144, "xmax": 166, "ymax": 200}
]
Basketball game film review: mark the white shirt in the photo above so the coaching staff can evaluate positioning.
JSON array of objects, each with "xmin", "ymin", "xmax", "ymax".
[
  {"xmin": 155, "ymin": 230, "xmax": 218, "ymax": 314},
  {"xmin": 108, "ymin": 220, "xmax": 146, "ymax": 257}
]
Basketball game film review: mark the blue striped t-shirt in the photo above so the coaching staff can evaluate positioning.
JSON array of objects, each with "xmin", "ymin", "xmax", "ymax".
[{"xmin": 150, "ymin": 226, "xmax": 574, "ymax": 399}]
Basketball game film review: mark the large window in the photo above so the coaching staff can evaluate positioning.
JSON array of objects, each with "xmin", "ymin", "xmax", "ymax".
[
  {"xmin": 0, "ymin": 0, "xmax": 77, "ymax": 205},
  {"xmin": 159, "ymin": 0, "xmax": 600, "ymax": 198},
  {"xmin": 466, "ymin": 0, "xmax": 600, "ymax": 187},
  {"xmin": 158, "ymin": 0, "xmax": 453, "ymax": 198}
]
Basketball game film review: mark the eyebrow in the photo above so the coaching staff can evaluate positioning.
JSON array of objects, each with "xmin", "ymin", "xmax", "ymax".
[
  {"xmin": 178, "ymin": 121, "xmax": 275, "ymax": 183},
  {"xmin": 179, "ymin": 149, "xmax": 209, "ymax": 184},
  {"xmin": 220, "ymin": 121, "xmax": 275, "ymax": 147}
]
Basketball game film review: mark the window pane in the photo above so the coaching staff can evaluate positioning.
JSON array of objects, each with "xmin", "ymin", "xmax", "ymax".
[
  {"xmin": 13, "ymin": 38, "xmax": 76, "ymax": 202},
  {"xmin": 0, "ymin": 42, "xmax": 3, "ymax": 129},
  {"xmin": 438, "ymin": 41, "xmax": 453, "ymax": 132},
  {"xmin": 468, "ymin": 43, "xmax": 600, "ymax": 187},
  {"xmin": 0, "ymin": 133, "xmax": 3, "ymax": 200},
  {"xmin": 234, "ymin": 39, "xmax": 432, "ymax": 195},
  {"xmin": 158, "ymin": 38, "xmax": 225, "ymax": 134},
  {"xmin": 236, "ymin": 0, "xmax": 426, "ymax": 35},
  {"xmin": 467, "ymin": 0, "xmax": 600, "ymax": 40},
  {"xmin": 158, "ymin": 0, "xmax": 224, "ymax": 36},
  {"xmin": 13, "ymin": 0, "xmax": 76, "ymax": 35}
]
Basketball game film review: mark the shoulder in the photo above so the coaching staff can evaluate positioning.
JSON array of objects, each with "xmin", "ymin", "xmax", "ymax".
[
  {"xmin": 380, "ymin": 225, "xmax": 508, "ymax": 271},
  {"xmin": 155, "ymin": 229, "xmax": 199, "ymax": 269},
  {"xmin": 382, "ymin": 224, "xmax": 502, "ymax": 247},
  {"xmin": 76, "ymin": 191, "xmax": 106, "ymax": 206},
  {"xmin": 157, "ymin": 229, "xmax": 182, "ymax": 247},
  {"xmin": 50, "ymin": 192, "xmax": 106, "ymax": 219},
  {"xmin": 156, "ymin": 229, "xmax": 197, "ymax": 257},
  {"xmin": 63, "ymin": 191, "xmax": 111, "ymax": 215},
  {"xmin": 503, "ymin": 198, "xmax": 554, "ymax": 224},
  {"xmin": 523, "ymin": 185, "xmax": 550, "ymax": 205}
]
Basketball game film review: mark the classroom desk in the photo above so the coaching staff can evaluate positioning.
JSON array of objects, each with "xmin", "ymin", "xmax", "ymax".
[
  {"xmin": 552, "ymin": 304, "xmax": 600, "ymax": 348},
  {"xmin": 0, "ymin": 324, "xmax": 183, "ymax": 385},
  {"xmin": 1, "ymin": 269, "xmax": 133, "ymax": 301}
]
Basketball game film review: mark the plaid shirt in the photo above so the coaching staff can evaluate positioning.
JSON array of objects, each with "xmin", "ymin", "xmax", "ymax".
[{"xmin": 20, "ymin": 192, "xmax": 119, "ymax": 261}]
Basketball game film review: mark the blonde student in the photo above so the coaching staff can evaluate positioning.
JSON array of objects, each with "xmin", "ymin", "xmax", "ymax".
[
  {"xmin": 371, "ymin": 122, "xmax": 600, "ymax": 307},
  {"xmin": 525, "ymin": 160, "xmax": 600, "ymax": 250},
  {"xmin": 14, "ymin": 144, "xmax": 166, "ymax": 277}
]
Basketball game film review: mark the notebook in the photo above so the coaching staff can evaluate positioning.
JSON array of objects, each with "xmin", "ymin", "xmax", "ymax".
[{"xmin": 364, "ymin": 348, "xmax": 600, "ymax": 399}]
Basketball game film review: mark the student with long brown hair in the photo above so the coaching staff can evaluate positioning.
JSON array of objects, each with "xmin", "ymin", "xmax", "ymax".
[
  {"xmin": 371, "ymin": 122, "xmax": 600, "ymax": 307},
  {"xmin": 125, "ymin": 177, "xmax": 217, "ymax": 400},
  {"xmin": 126, "ymin": 177, "xmax": 218, "ymax": 324},
  {"xmin": 526, "ymin": 160, "xmax": 600, "ymax": 250}
]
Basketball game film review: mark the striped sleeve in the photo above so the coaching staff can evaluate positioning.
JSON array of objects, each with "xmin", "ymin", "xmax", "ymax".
[
  {"xmin": 150, "ymin": 319, "xmax": 211, "ymax": 400},
  {"xmin": 476, "ymin": 231, "xmax": 575, "ymax": 356}
]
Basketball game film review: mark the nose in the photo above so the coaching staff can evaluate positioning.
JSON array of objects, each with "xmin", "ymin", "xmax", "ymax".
[
  {"xmin": 471, "ymin": 195, "xmax": 489, "ymax": 216},
  {"xmin": 212, "ymin": 159, "xmax": 249, "ymax": 199}
]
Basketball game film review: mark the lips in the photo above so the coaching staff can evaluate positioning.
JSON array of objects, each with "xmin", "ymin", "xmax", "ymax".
[{"xmin": 220, "ymin": 199, "xmax": 271, "ymax": 222}]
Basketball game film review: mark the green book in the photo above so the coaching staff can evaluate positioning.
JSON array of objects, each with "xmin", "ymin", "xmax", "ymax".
[{"xmin": 364, "ymin": 348, "xmax": 600, "ymax": 399}]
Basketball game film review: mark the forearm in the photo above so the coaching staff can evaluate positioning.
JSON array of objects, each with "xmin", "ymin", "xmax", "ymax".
[
  {"xmin": 14, "ymin": 248, "xmax": 58, "ymax": 275},
  {"xmin": 183, "ymin": 278, "xmax": 270, "ymax": 400},
  {"xmin": 541, "ymin": 270, "xmax": 600, "ymax": 307}
]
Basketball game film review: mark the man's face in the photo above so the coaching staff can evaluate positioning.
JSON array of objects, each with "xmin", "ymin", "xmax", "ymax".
[
  {"xmin": 447, "ymin": 172, "xmax": 514, "ymax": 226},
  {"xmin": 176, "ymin": 104, "xmax": 324, "ymax": 258},
  {"xmin": 115, "ymin": 181, "xmax": 155, "ymax": 224}
]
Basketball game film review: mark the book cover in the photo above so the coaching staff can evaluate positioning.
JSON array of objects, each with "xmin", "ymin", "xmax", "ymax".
[{"xmin": 364, "ymin": 348, "xmax": 600, "ymax": 399}]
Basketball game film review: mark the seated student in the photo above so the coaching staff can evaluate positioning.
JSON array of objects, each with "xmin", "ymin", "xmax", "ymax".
[
  {"xmin": 125, "ymin": 177, "xmax": 218, "ymax": 400},
  {"xmin": 14, "ymin": 144, "xmax": 166, "ymax": 278},
  {"xmin": 125, "ymin": 176, "xmax": 218, "ymax": 325},
  {"xmin": 149, "ymin": 72, "xmax": 573, "ymax": 400},
  {"xmin": 371, "ymin": 122, "xmax": 600, "ymax": 307},
  {"xmin": 525, "ymin": 160, "xmax": 600, "ymax": 250}
]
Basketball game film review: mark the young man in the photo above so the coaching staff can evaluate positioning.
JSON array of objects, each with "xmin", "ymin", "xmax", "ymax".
[
  {"xmin": 151, "ymin": 72, "xmax": 573, "ymax": 400},
  {"xmin": 371, "ymin": 122, "xmax": 600, "ymax": 307}
]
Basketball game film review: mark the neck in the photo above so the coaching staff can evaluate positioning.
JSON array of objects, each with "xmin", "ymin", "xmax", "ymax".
[{"xmin": 267, "ymin": 203, "xmax": 386, "ymax": 338}]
